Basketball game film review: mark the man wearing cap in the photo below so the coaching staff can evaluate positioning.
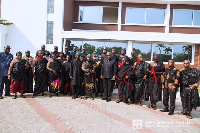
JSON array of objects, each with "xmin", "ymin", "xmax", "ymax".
[{"xmin": 0, "ymin": 45, "xmax": 13, "ymax": 99}]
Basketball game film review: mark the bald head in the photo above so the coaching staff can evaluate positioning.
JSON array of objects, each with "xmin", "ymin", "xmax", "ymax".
[
  {"xmin": 106, "ymin": 52, "xmax": 111, "ymax": 60},
  {"xmin": 183, "ymin": 60, "xmax": 190, "ymax": 69}
]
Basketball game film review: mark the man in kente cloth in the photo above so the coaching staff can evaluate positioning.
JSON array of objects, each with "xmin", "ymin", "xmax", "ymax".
[
  {"xmin": 82, "ymin": 55, "xmax": 96, "ymax": 100},
  {"xmin": 47, "ymin": 53, "xmax": 62, "ymax": 98},
  {"xmin": 8, "ymin": 52, "xmax": 28, "ymax": 99},
  {"xmin": 133, "ymin": 54, "xmax": 150, "ymax": 106},
  {"xmin": 101, "ymin": 52, "xmax": 117, "ymax": 102},
  {"xmin": 70, "ymin": 53, "xmax": 83, "ymax": 99},
  {"xmin": 23, "ymin": 50, "xmax": 33, "ymax": 93},
  {"xmin": 32, "ymin": 50, "xmax": 48, "ymax": 97},
  {"xmin": 160, "ymin": 59, "xmax": 180, "ymax": 115},
  {"xmin": 61, "ymin": 55, "xmax": 71, "ymax": 95},
  {"xmin": 116, "ymin": 57, "xmax": 134, "ymax": 104},
  {"xmin": 178, "ymin": 60, "xmax": 200, "ymax": 119},
  {"xmin": 148, "ymin": 55, "xmax": 165, "ymax": 110},
  {"xmin": 36, "ymin": 44, "xmax": 45, "ymax": 57}
]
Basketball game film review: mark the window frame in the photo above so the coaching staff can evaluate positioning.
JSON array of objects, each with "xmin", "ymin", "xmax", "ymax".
[
  {"xmin": 77, "ymin": 5, "xmax": 119, "ymax": 24},
  {"xmin": 132, "ymin": 43, "xmax": 194, "ymax": 64},
  {"xmin": 125, "ymin": 7, "xmax": 166, "ymax": 26},
  {"xmin": 172, "ymin": 9, "xmax": 200, "ymax": 27}
]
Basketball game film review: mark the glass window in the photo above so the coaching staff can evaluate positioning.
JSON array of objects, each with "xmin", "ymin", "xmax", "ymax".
[
  {"xmin": 146, "ymin": 9, "xmax": 165, "ymax": 24},
  {"xmin": 69, "ymin": 41, "xmax": 83, "ymax": 52},
  {"xmin": 126, "ymin": 8, "xmax": 145, "ymax": 24},
  {"xmin": 173, "ymin": 45, "xmax": 192, "ymax": 62},
  {"xmin": 194, "ymin": 10, "xmax": 200, "ymax": 26},
  {"xmin": 105, "ymin": 42, "xmax": 126, "ymax": 56},
  {"xmin": 79, "ymin": 6, "xmax": 103, "ymax": 23},
  {"xmin": 133, "ymin": 43, "xmax": 152, "ymax": 61},
  {"xmin": 173, "ymin": 9, "xmax": 193, "ymax": 25},
  {"xmin": 153, "ymin": 44, "xmax": 172, "ymax": 62},
  {"xmin": 47, "ymin": 0, "xmax": 54, "ymax": 14},
  {"xmin": 82, "ymin": 41, "xmax": 104, "ymax": 54},
  {"xmin": 46, "ymin": 21, "xmax": 54, "ymax": 44},
  {"xmin": 103, "ymin": 7, "xmax": 118, "ymax": 23}
]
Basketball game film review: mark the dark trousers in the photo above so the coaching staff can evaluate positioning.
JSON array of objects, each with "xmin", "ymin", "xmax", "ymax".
[
  {"xmin": 181, "ymin": 87, "xmax": 193, "ymax": 115},
  {"xmin": 103, "ymin": 78, "xmax": 114, "ymax": 100},
  {"xmin": 72, "ymin": 85, "xmax": 80, "ymax": 97},
  {"xmin": 0, "ymin": 76, "xmax": 11, "ymax": 96},
  {"xmin": 163, "ymin": 87, "xmax": 176, "ymax": 112}
]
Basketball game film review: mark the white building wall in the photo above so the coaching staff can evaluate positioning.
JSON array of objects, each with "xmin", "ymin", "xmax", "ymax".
[
  {"xmin": 0, "ymin": 24, "xmax": 8, "ymax": 51},
  {"xmin": 1, "ymin": 0, "xmax": 47, "ymax": 57},
  {"xmin": 46, "ymin": 0, "xmax": 64, "ymax": 52}
]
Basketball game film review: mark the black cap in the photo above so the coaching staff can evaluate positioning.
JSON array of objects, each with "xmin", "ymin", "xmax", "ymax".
[{"xmin": 4, "ymin": 45, "xmax": 11, "ymax": 49}]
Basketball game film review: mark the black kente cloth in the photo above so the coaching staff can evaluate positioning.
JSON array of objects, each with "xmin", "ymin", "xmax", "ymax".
[
  {"xmin": 24, "ymin": 66, "xmax": 33, "ymax": 93},
  {"xmin": 11, "ymin": 60, "xmax": 27, "ymax": 81},
  {"xmin": 48, "ymin": 59, "xmax": 62, "ymax": 84},
  {"xmin": 134, "ymin": 61, "xmax": 150, "ymax": 102},
  {"xmin": 34, "ymin": 58, "xmax": 48, "ymax": 95},
  {"xmin": 118, "ymin": 64, "xmax": 134, "ymax": 101},
  {"xmin": 70, "ymin": 59, "xmax": 83, "ymax": 86},
  {"xmin": 180, "ymin": 68, "xmax": 200, "ymax": 110},
  {"xmin": 61, "ymin": 61, "xmax": 71, "ymax": 92},
  {"xmin": 149, "ymin": 61, "xmax": 165, "ymax": 102}
]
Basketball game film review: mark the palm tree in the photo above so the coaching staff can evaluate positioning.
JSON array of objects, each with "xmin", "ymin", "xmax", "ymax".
[
  {"xmin": 163, "ymin": 47, "xmax": 172, "ymax": 55},
  {"xmin": 182, "ymin": 45, "xmax": 192, "ymax": 61},
  {"xmin": 156, "ymin": 44, "xmax": 166, "ymax": 55}
]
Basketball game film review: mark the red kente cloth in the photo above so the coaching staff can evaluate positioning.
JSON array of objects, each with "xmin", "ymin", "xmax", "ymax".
[
  {"xmin": 136, "ymin": 60, "xmax": 140, "ymax": 65},
  {"xmin": 10, "ymin": 80, "xmax": 27, "ymax": 93},
  {"xmin": 36, "ymin": 56, "xmax": 43, "ymax": 61},
  {"xmin": 150, "ymin": 67, "xmax": 157, "ymax": 82},
  {"xmin": 118, "ymin": 62, "xmax": 123, "ymax": 68}
]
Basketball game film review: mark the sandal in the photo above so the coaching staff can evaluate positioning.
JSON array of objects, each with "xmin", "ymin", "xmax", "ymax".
[
  {"xmin": 84, "ymin": 97, "xmax": 87, "ymax": 100},
  {"xmin": 90, "ymin": 97, "xmax": 94, "ymax": 100},
  {"xmin": 186, "ymin": 115, "xmax": 192, "ymax": 119},
  {"xmin": 116, "ymin": 99, "xmax": 120, "ymax": 103},
  {"xmin": 12, "ymin": 96, "xmax": 17, "ymax": 99}
]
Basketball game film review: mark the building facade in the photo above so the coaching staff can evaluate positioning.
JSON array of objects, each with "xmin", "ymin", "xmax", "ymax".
[{"xmin": 0, "ymin": 0, "xmax": 200, "ymax": 69}]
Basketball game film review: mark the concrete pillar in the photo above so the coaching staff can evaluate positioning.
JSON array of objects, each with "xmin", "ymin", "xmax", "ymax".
[
  {"xmin": 165, "ymin": 4, "xmax": 170, "ymax": 33},
  {"xmin": 118, "ymin": 2, "xmax": 122, "ymax": 31},
  {"xmin": 126, "ymin": 41, "xmax": 132, "ymax": 57}
]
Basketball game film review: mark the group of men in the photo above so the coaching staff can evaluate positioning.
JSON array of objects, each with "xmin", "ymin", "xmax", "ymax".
[{"xmin": 0, "ymin": 44, "xmax": 199, "ymax": 119}]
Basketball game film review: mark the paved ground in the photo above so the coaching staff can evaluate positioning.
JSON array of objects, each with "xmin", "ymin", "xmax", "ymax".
[{"xmin": 0, "ymin": 90, "xmax": 200, "ymax": 133}]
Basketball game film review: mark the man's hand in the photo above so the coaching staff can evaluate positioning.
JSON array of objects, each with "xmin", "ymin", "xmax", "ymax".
[
  {"xmin": 8, "ymin": 75, "xmax": 11, "ymax": 80},
  {"xmin": 100, "ymin": 75, "xmax": 103, "ymax": 79},
  {"xmin": 112, "ymin": 76, "xmax": 116, "ymax": 80},
  {"xmin": 190, "ymin": 84, "xmax": 196, "ymax": 90},
  {"xmin": 70, "ymin": 76, "xmax": 73, "ymax": 79},
  {"xmin": 143, "ymin": 75, "xmax": 147, "ymax": 79}
]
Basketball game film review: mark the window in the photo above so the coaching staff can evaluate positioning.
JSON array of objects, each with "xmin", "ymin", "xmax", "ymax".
[
  {"xmin": 194, "ymin": 10, "xmax": 200, "ymax": 26},
  {"xmin": 132, "ymin": 43, "xmax": 193, "ymax": 63},
  {"xmin": 46, "ymin": 21, "xmax": 54, "ymax": 44},
  {"xmin": 79, "ymin": 6, "xmax": 118, "ymax": 23},
  {"xmin": 173, "ymin": 45, "xmax": 192, "ymax": 62},
  {"xmin": 105, "ymin": 42, "xmax": 126, "ymax": 56},
  {"xmin": 47, "ymin": 0, "xmax": 54, "ymax": 14},
  {"xmin": 173, "ymin": 9, "xmax": 200, "ymax": 26},
  {"xmin": 133, "ymin": 43, "xmax": 152, "ymax": 61},
  {"xmin": 153, "ymin": 44, "xmax": 172, "ymax": 62},
  {"xmin": 126, "ymin": 8, "xmax": 165, "ymax": 24}
]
